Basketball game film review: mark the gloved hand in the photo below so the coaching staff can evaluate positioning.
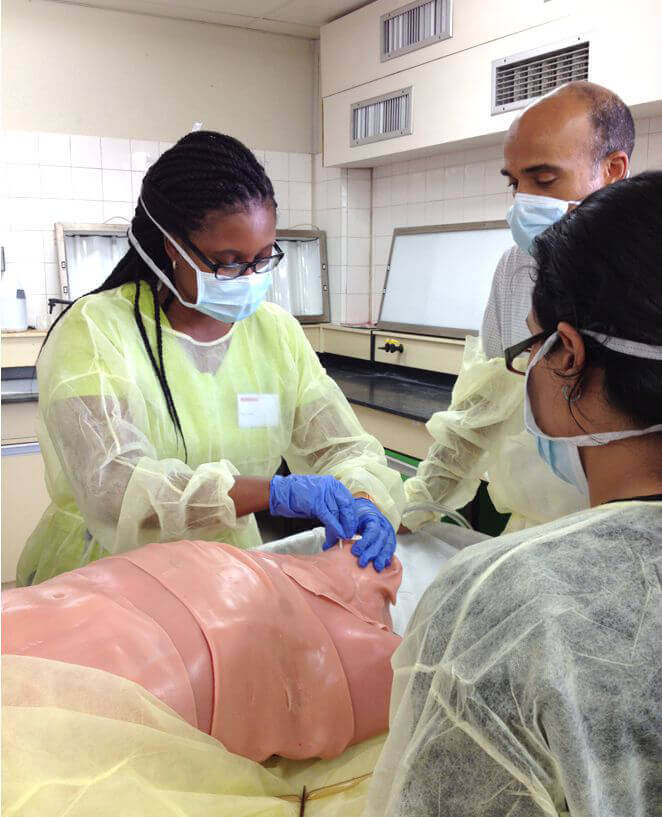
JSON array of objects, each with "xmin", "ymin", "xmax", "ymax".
[
  {"xmin": 269, "ymin": 475, "xmax": 357, "ymax": 549},
  {"xmin": 350, "ymin": 498, "xmax": 397, "ymax": 572}
]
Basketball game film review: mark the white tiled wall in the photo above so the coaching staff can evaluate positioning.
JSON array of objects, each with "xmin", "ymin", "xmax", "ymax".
[
  {"xmin": 369, "ymin": 115, "xmax": 662, "ymax": 325},
  {"xmin": 313, "ymin": 155, "xmax": 371, "ymax": 324},
  {"xmin": 3, "ymin": 117, "xmax": 660, "ymax": 330},
  {"xmin": 0, "ymin": 131, "xmax": 312, "ymax": 329}
]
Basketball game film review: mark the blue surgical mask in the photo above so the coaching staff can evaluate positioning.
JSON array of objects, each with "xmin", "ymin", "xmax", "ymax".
[
  {"xmin": 524, "ymin": 331, "xmax": 662, "ymax": 495},
  {"xmin": 128, "ymin": 197, "xmax": 271, "ymax": 324},
  {"xmin": 507, "ymin": 193, "xmax": 578, "ymax": 254}
]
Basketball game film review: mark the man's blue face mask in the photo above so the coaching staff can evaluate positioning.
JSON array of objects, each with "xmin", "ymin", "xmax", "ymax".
[{"xmin": 506, "ymin": 192, "xmax": 579, "ymax": 254}]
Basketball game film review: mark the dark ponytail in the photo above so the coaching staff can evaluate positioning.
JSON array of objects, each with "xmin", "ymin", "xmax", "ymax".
[
  {"xmin": 44, "ymin": 131, "xmax": 277, "ymax": 457},
  {"xmin": 531, "ymin": 170, "xmax": 662, "ymax": 428}
]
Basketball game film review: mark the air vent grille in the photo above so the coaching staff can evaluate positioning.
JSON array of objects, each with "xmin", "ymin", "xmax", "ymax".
[
  {"xmin": 492, "ymin": 40, "xmax": 589, "ymax": 114},
  {"xmin": 351, "ymin": 88, "xmax": 413, "ymax": 147},
  {"xmin": 381, "ymin": 0, "xmax": 452, "ymax": 62}
]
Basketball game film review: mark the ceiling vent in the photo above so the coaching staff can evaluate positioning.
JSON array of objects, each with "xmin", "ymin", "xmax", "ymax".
[
  {"xmin": 351, "ymin": 87, "xmax": 413, "ymax": 147},
  {"xmin": 492, "ymin": 38, "xmax": 589, "ymax": 115},
  {"xmin": 381, "ymin": 0, "xmax": 452, "ymax": 62}
]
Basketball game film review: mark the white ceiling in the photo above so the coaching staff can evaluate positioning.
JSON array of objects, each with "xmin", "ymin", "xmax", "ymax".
[{"xmin": 50, "ymin": 0, "xmax": 376, "ymax": 38}]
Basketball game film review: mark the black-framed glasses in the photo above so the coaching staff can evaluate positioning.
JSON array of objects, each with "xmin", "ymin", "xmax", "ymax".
[
  {"xmin": 179, "ymin": 237, "xmax": 285, "ymax": 280},
  {"xmin": 504, "ymin": 329, "xmax": 555, "ymax": 375}
]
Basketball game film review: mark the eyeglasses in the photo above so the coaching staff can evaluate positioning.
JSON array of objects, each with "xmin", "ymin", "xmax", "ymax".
[
  {"xmin": 504, "ymin": 329, "xmax": 555, "ymax": 375},
  {"xmin": 179, "ymin": 236, "xmax": 285, "ymax": 280}
]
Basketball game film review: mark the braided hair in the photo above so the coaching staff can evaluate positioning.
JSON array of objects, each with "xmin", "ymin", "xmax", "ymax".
[{"xmin": 44, "ymin": 131, "xmax": 277, "ymax": 457}]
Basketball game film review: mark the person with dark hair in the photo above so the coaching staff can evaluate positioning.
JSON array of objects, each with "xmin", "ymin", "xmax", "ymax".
[
  {"xmin": 402, "ymin": 80, "xmax": 634, "ymax": 534},
  {"xmin": 364, "ymin": 171, "xmax": 662, "ymax": 817},
  {"xmin": 17, "ymin": 131, "xmax": 404, "ymax": 586}
]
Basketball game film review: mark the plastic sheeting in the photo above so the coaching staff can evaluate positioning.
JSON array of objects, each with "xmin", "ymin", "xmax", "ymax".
[{"xmin": 364, "ymin": 500, "xmax": 662, "ymax": 817}]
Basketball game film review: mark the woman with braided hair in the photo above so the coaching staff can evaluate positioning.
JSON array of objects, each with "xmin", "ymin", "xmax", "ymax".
[{"xmin": 18, "ymin": 131, "xmax": 404, "ymax": 586}]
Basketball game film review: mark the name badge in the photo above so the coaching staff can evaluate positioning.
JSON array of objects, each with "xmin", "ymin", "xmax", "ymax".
[{"xmin": 237, "ymin": 394, "xmax": 280, "ymax": 429}]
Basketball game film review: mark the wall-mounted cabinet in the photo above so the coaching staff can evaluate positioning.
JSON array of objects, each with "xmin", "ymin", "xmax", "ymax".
[
  {"xmin": 321, "ymin": 0, "xmax": 572, "ymax": 98},
  {"xmin": 322, "ymin": 0, "xmax": 662, "ymax": 167}
]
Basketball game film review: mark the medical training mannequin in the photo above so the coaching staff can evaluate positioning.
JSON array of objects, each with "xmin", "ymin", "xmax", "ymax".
[
  {"xmin": 17, "ymin": 131, "xmax": 403, "ymax": 586},
  {"xmin": 364, "ymin": 172, "xmax": 662, "ymax": 817},
  {"xmin": 3, "ymin": 538, "xmax": 401, "ymax": 762},
  {"xmin": 402, "ymin": 81, "xmax": 633, "ymax": 533}
]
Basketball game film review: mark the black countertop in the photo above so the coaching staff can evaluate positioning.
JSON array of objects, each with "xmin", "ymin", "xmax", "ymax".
[
  {"xmin": 321, "ymin": 354, "xmax": 455, "ymax": 422},
  {"xmin": 1, "ymin": 367, "xmax": 38, "ymax": 404},
  {"xmin": 1, "ymin": 359, "xmax": 456, "ymax": 420}
]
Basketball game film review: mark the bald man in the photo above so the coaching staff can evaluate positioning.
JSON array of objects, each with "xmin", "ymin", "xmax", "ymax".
[{"xmin": 402, "ymin": 82, "xmax": 634, "ymax": 534}]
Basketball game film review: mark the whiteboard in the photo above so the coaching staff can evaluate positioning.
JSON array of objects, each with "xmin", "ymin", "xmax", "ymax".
[{"xmin": 378, "ymin": 223, "xmax": 514, "ymax": 337}]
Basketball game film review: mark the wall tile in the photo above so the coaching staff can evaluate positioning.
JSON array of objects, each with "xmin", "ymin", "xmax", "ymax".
[
  {"xmin": 42, "ymin": 230, "xmax": 57, "ymax": 262},
  {"xmin": 330, "ymin": 292, "xmax": 344, "ymax": 323},
  {"xmin": 272, "ymin": 179, "xmax": 290, "ymax": 210},
  {"xmin": 346, "ymin": 265, "xmax": 370, "ymax": 294},
  {"xmin": 289, "ymin": 181, "xmax": 311, "ymax": 211},
  {"xmin": 484, "ymin": 159, "xmax": 506, "ymax": 194},
  {"xmin": 72, "ymin": 200, "xmax": 104, "ymax": 222},
  {"xmin": 373, "ymin": 176, "xmax": 391, "ymax": 207},
  {"xmin": 4, "ymin": 231, "xmax": 43, "ymax": 262},
  {"xmin": 406, "ymin": 158, "xmax": 427, "ymax": 173},
  {"xmin": 313, "ymin": 181, "xmax": 326, "ymax": 212},
  {"xmin": 484, "ymin": 192, "xmax": 509, "ymax": 220},
  {"xmin": 101, "ymin": 137, "xmax": 131, "ymax": 170},
  {"xmin": 444, "ymin": 165, "xmax": 464, "ymax": 198},
  {"xmin": 102, "ymin": 169, "xmax": 133, "ymax": 202},
  {"xmin": 290, "ymin": 209, "xmax": 312, "ymax": 227},
  {"xmin": 277, "ymin": 209, "xmax": 290, "ymax": 229},
  {"xmin": 373, "ymin": 206, "xmax": 392, "ymax": 237},
  {"xmin": 265, "ymin": 151, "xmax": 289, "ymax": 181},
  {"xmin": 4, "ymin": 131, "xmax": 39, "ymax": 164},
  {"xmin": 464, "ymin": 162, "xmax": 484, "ymax": 197},
  {"xmin": 371, "ymin": 292, "xmax": 383, "ymax": 323},
  {"xmin": 327, "ymin": 236, "xmax": 342, "ymax": 267},
  {"xmin": 71, "ymin": 167, "xmax": 103, "ymax": 200},
  {"xmin": 407, "ymin": 171, "xmax": 426, "ymax": 203},
  {"xmin": 326, "ymin": 178, "xmax": 342, "ymax": 209},
  {"xmin": 159, "ymin": 141, "xmax": 175, "ymax": 156},
  {"xmin": 38, "ymin": 133, "xmax": 70, "ymax": 166},
  {"xmin": 650, "ymin": 116, "xmax": 662, "ymax": 134},
  {"xmin": 347, "ymin": 236, "xmax": 370, "ymax": 267},
  {"xmin": 373, "ymin": 163, "xmax": 392, "ymax": 179},
  {"xmin": 7, "ymin": 164, "xmax": 40, "ymax": 197},
  {"xmin": 648, "ymin": 132, "xmax": 662, "ymax": 167},
  {"xmin": 101, "ymin": 201, "xmax": 133, "ymax": 222},
  {"xmin": 7, "ymin": 198, "xmax": 48, "ymax": 229},
  {"xmin": 318, "ymin": 208, "xmax": 342, "ymax": 238},
  {"xmin": 345, "ymin": 293, "xmax": 369, "ymax": 324},
  {"xmin": 349, "ymin": 167, "xmax": 371, "ymax": 181},
  {"xmin": 347, "ymin": 208, "xmax": 370, "ymax": 238},
  {"xmin": 463, "ymin": 195, "xmax": 485, "ymax": 222},
  {"xmin": 391, "ymin": 174, "xmax": 408, "ymax": 205},
  {"xmin": 328, "ymin": 265, "xmax": 345, "ymax": 294},
  {"xmin": 424, "ymin": 200, "xmax": 444, "ymax": 226},
  {"xmin": 373, "ymin": 236, "xmax": 391, "ymax": 266},
  {"xmin": 130, "ymin": 139, "xmax": 159, "ymax": 172},
  {"xmin": 132, "ymin": 171, "xmax": 145, "ymax": 202},
  {"xmin": 16, "ymin": 261, "xmax": 46, "ymax": 295},
  {"xmin": 40, "ymin": 166, "xmax": 72, "ymax": 199},
  {"xmin": 391, "ymin": 204, "xmax": 407, "ymax": 231},
  {"xmin": 288, "ymin": 152, "xmax": 312, "ymax": 183},
  {"xmin": 70, "ymin": 135, "xmax": 102, "ymax": 168},
  {"xmin": 425, "ymin": 168, "xmax": 444, "ymax": 201},
  {"xmin": 406, "ymin": 202, "xmax": 425, "ymax": 227},
  {"xmin": 443, "ymin": 197, "xmax": 464, "ymax": 223},
  {"xmin": 45, "ymin": 262, "xmax": 60, "ymax": 296},
  {"xmin": 348, "ymin": 178, "xmax": 371, "ymax": 209},
  {"xmin": 630, "ymin": 139, "xmax": 650, "ymax": 174}
]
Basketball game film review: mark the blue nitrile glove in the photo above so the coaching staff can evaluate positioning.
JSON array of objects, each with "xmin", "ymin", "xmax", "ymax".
[
  {"xmin": 269, "ymin": 475, "xmax": 358, "ymax": 549},
  {"xmin": 351, "ymin": 498, "xmax": 397, "ymax": 572}
]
